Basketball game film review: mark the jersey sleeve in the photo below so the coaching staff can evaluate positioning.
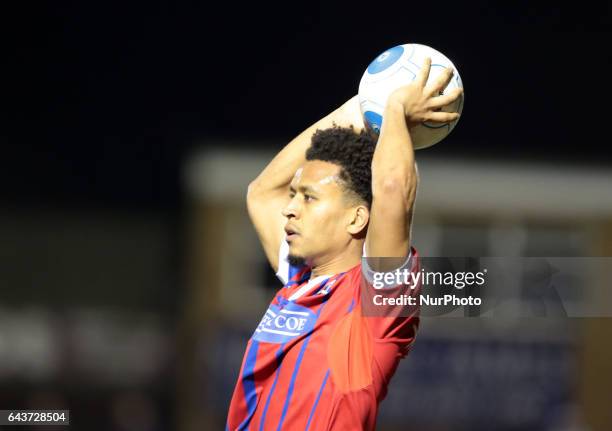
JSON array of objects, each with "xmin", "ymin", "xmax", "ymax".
[
  {"xmin": 361, "ymin": 248, "xmax": 413, "ymax": 289},
  {"xmin": 360, "ymin": 247, "xmax": 421, "ymax": 355}
]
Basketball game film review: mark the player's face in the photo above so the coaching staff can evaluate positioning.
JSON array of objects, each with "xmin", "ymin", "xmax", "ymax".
[{"xmin": 282, "ymin": 160, "xmax": 362, "ymax": 265}]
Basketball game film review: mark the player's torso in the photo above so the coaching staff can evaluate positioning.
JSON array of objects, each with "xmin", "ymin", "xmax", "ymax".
[{"xmin": 228, "ymin": 265, "xmax": 378, "ymax": 430}]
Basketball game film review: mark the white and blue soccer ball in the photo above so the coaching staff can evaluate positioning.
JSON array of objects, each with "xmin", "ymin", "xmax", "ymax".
[{"xmin": 358, "ymin": 43, "xmax": 464, "ymax": 150}]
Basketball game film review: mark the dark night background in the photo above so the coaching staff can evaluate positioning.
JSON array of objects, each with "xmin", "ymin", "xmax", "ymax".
[{"xmin": 5, "ymin": 1, "xmax": 611, "ymax": 210}]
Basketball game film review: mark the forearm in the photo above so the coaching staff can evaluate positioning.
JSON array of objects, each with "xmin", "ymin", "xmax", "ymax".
[
  {"xmin": 249, "ymin": 96, "xmax": 364, "ymax": 196},
  {"xmin": 366, "ymin": 59, "xmax": 459, "ymax": 258},
  {"xmin": 371, "ymin": 102, "xmax": 417, "ymax": 197}
]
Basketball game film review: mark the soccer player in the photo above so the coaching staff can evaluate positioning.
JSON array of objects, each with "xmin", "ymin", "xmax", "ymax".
[{"xmin": 226, "ymin": 58, "xmax": 462, "ymax": 430}]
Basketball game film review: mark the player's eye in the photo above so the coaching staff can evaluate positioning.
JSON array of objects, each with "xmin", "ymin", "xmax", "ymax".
[{"xmin": 304, "ymin": 194, "xmax": 314, "ymax": 202}]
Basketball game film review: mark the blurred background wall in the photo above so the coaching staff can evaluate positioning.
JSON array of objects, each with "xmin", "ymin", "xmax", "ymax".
[
  {"xmin": 3, "ymin": 1, "xmax": 611, "ymax": 430},
  {"xmin": 184, "ymin": 150, "xmax": 612, "ymax": 431}
]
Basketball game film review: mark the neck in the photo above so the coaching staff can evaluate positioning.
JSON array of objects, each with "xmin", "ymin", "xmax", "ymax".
[{"xmin": 310, "ymin": 240, "xmax": 363, "ymax": 278}]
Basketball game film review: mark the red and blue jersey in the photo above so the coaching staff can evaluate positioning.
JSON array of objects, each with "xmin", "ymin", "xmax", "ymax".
[{"xmin": 226, "ymin": 243, "xmax": 420, "ymax": 431}]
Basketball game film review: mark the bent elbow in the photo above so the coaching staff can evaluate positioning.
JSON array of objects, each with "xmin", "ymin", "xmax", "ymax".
[{"xmin": 246, "ymin": 180, "xmax": 261, "ymax": 203}]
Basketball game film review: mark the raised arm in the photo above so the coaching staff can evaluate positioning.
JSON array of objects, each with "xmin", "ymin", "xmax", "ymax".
[
  {"xmin": 247, "ymin": 96, "xmax": 364, "ymax": 271},
  {"xmin": 366, "ymin": 58, "xmax": 462, "ymax": 258}
]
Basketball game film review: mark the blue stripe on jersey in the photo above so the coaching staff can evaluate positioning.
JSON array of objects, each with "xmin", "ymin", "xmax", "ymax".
[
  {"xmin": 287, "ymin": 264, "xmax": 304, "ymax": 284},
  {"xmin": 314, "ymin": 272, "xmax": 345, "ymax": 295},
  {"xmin": 304, "ymin": 369, "xmax": 330, "ymax": 431},
  {"xmin": 347, "ymin": 298, "xmax": 355, "ymax": 313},
  {"xmin": 237, "ymin": 340, "xmax": 260, "ymax": 431},
  {"xmin": 258, "ymin": 344, "xmax": 286, "ymax": 431},
  {"xmin": 285, "ymin": 270, "xmax": 311, "ymax": 288},
  {"xmin": 275, "ymin": 299, "xmax": 328, "ymax": 431},
  {"xmin": 285, "ymin": 278, "xmax": 309, "ymax": 288}
]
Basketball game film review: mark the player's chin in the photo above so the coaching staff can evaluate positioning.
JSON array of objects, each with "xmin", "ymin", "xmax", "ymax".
[
  {"xmin": 287, "ymin": 242, "xmax": 301, "ymax": 256},
  {"xmin": 286, "ymin": 235, "xmax": 303, "ymax": 249},
  {"xmin": 287, "ymin": 253, "xmax": 307, "ymax": 267}
]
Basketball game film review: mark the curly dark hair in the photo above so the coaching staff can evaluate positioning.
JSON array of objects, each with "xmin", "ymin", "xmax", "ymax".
[{"xmin": 305, "ymin": 125, "xmax": 378, "ymax": 208}]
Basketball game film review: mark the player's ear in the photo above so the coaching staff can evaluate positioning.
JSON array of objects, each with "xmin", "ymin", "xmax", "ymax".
[{"xmin": 347, "ymin": 205, "xmax": 369, "ymax": 236}]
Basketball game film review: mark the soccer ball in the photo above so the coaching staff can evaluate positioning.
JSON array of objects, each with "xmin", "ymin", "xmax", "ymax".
[{"xmin": 358, "ymin": 43, "xmax": 464, "ymax": 150}]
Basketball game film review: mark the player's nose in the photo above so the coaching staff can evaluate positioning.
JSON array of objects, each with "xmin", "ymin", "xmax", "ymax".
[{"xmin": 281, "ymin": 198, "xmax": 300, "ymax": 219}]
